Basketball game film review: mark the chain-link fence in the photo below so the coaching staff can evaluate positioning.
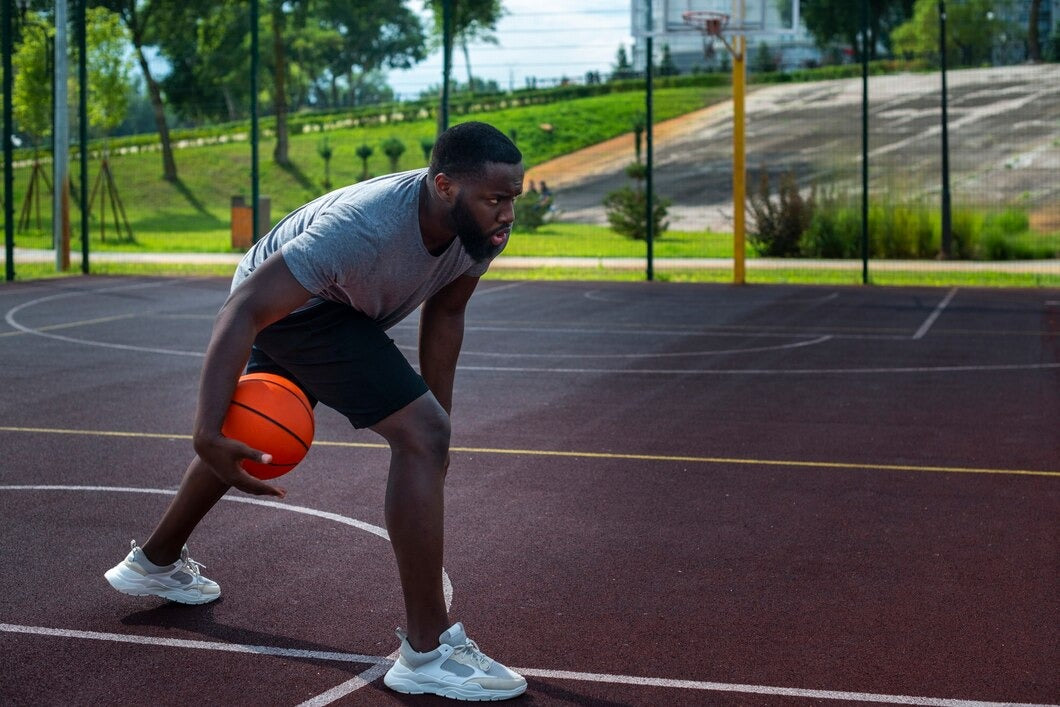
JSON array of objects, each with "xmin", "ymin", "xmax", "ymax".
[{"xmin": 2, "ymin": 1, "xmax": 1058, "ymax": 286}]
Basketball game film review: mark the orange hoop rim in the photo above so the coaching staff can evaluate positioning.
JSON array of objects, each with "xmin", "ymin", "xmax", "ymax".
[{"xmin": 682, "ymin": 10, "xmax": 730, "ymax": 37}]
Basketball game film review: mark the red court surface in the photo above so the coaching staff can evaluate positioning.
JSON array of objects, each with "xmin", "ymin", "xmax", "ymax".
[{"xmin": 1, "ymin": 277, "xmax": 1057, "ymax": 706}]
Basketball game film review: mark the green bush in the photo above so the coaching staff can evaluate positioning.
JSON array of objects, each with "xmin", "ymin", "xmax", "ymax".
[
  {"xmin": 514, "ymin": 190, "xmax": 550, "ymax": 233},
  {"xmin": 798, "ymin": 195, "xmax": 1049, "ymax": 261},
  {"xmin": 355, "ymin": 143, "xmax": 373, "ymax": 180},
  {"xmin": 603, "ymin": 187, "xmax": 671, "ymax": 241},
  {"xmin": 949, "ymin": 208, "xmax": 980, "ymax": 259},
  {"xmin": 747, "ymin": 171, "xmax": 814, "ymax": 256},
  {"xmin": 801, "ymin": 192, "xmax": 860, "ymax": 258},
  {"xmin": 381, "ymin": 136, "xmax": 406, "ymax": 173},
  {"xmin": 603, "ymin": 161, "xmax": 671, "ymax": 241},
  {"xmin": 872, "ymin": 201, "xmax": 933, "ymax": 258}
]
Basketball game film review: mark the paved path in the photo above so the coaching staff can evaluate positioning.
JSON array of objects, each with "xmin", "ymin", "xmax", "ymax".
[{"xmin": 527, "ymin": 65, "xmax": 1060, "ymax": 233}]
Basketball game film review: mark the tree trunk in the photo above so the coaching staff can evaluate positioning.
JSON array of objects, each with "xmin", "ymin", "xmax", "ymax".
[
  {"xmin": 461, "ymin": 38, "xmax": 473, "ymax": 90},
  {"xmin": 133, "ymin": 43, "xmax": 177, "ymax": 181},
  {"xmin": 1028, "ymin": 0, "xmax": 1041, "ymax": 62},
  {"xmin": 271, "ymin": 3, "xmax": 289, "ymax": 166},
  {"xmin": 222, "ymin": 86, "xmax": 238, "ymax": 122}
]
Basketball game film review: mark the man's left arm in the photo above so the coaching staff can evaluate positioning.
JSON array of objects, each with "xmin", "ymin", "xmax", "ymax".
[{"xmin": 419, "ymin": 274, "xmax": 480, "ymax": 414}]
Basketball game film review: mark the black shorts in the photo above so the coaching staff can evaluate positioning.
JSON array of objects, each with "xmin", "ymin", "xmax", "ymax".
[{"xmin": 247, "ymin": 300, "xmax": 429, "ymax": 429}]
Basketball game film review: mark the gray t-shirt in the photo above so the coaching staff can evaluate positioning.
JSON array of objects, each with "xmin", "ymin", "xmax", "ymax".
[{"xmin": 231, "ymin": 169, "xmax": 499, "ymax": 330}]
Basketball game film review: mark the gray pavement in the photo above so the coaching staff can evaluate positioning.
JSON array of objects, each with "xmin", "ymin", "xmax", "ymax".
[{"xmin": 540, "ymin": 65, "xmax": 1060, "ymax": 234}]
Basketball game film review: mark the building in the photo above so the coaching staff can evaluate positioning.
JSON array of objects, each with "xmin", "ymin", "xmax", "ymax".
[
  {"xmin": 629, "ymin": 0, "xmax": 1059, "ymax": 75},
  {"xmin": 630, "ymin": 0, "xmax": 821, "ymax": 74}
]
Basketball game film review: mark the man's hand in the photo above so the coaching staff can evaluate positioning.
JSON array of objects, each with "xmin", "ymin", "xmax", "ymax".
[{"xmin": 194, "ymin": 434, "xmax": 287, "ymax": 498}]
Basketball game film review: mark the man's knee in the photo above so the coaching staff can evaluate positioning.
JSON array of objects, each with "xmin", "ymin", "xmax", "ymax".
[{"xmin": 375, "ymin": 394, "xmax": 451, "ymax": 461}]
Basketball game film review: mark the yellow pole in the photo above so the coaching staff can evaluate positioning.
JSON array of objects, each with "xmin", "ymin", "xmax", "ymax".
[{"xmin": 732, "ymin": 34, "xmax": 746, "ymax": 285}]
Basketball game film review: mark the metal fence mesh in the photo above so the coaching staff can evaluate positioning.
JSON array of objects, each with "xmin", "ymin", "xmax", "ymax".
[{"xmin": 2, "ymin": 2, "xmax": 1058, "ymax": 286}]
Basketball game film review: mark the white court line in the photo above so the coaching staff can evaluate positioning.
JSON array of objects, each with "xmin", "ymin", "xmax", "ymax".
[
  {"xmin": 2, "ymin": 487, "xmax": 1055, "ymax": 706},
  {"xmin": 514, "ymin": 668, "xmax": 1056, "ymax": 707},
  {"xmin": 3, "ymin": 280, "xmax": 204, "ymax": 357},
  {"xmin": 474, "ymin": 281, "xmax": 525, "ymax": 296},
  {"xmin": 400, "ymin": 334, "xmax": 834, "ymax": 359},
  {"xmin": 0, "ymin": 483, "xmax": 452, "ymax": 704},
  {"xmin": 295, "ymin": 655, "xmax": 397, "ymax": 707},
  {"xmin": 0, "ymin": 623, "xmax": 386, "ymax": 665},
  {"xmin": 913, "ymin": 287, "xmax": 958, "ymax": 340},
  {"xmin": 0, "ymin": 313, "xmax": 139, "ymax": 339},
  {"xmin": 1, "ymin": 623, "xmax": 1051, "ymax": 707}
]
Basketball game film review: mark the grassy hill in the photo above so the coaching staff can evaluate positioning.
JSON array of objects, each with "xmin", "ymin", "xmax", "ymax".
[{"xmin": 10, "ymin": 86, "xmax": 728, "ymax": 253}]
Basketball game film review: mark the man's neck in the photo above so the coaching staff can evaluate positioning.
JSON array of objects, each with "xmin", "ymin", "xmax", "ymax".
[{"xmin": 419, "ymin": 175, "xmax": 456, "ymax": 256}]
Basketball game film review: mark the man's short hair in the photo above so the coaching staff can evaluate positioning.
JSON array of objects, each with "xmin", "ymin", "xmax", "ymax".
[{"xmin": 428, "ymin": 121, "xmax": 522, "ymax": 180}]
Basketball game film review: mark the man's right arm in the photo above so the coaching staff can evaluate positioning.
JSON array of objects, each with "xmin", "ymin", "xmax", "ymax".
[{"xmin": 193, "ymin": 251, "xmax": 313, "ymax": 497}]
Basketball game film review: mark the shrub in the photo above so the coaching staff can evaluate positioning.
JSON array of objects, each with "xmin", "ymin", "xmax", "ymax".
[
  {"xmin": 748, "ymin": 171, "xmax": 814, "ymax": 256},
  {"xmin": 355, "ymin": 143, "xmax": 373, "ymax": 180},
  {"xmin": 872, "ymin": 202, "xmax": 932, "ymax": 258},
  {"xmin": 420, "ymin": 136, "xmax": 435, "ymax": 164},
  {"xmin": 381, "ymin": 136, "xmax": 406, "ymax": 173},
  {"xmin": 603, "ymin": 187, "xmax": 671, "ymax": 241},
  {"xmin": 801, "ymin": 191, "xmax": 860, "ymax": 258},
  {"xmin": 603, "ymin": 161, "xmax": 671, "ymax": 241},
  {"xmin": 514, "ymin": 190, "xmax": 550, "ymax": 232},
  {"xmin": 317, "ymin": 137, "xmax": 333, "ymax": 190}
]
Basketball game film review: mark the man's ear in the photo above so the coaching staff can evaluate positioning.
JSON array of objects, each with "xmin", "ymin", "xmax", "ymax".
[{"xmin": 434, "ymin": 173, "xmax": 459, "ymax": 205}]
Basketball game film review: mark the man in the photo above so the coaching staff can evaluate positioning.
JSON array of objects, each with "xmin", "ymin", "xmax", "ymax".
[{"xmin": 104, "ymin": 121, "xmax": 527, "ymax": 701}]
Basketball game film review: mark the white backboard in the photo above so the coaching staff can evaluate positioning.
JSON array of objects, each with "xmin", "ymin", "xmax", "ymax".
[{"xmin": 631, "ymin": 0, "xmax": 800, "ymax": 38}]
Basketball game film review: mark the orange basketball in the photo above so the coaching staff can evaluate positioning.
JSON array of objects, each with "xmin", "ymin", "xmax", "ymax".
[{"xmin": 221, "ymin": 372, "xmax": 315, "ymax": 479}]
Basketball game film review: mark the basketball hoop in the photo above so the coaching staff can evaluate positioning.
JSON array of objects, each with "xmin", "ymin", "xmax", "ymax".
[
  {"xmin": 682, "ymin": 10, "xmax": 735, "ymax": 58},
  {"xmin": 683, "ymin": 10, "xmax": 729, "ymax": 37}
]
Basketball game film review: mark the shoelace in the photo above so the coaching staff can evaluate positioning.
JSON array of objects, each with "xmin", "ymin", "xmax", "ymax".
[
  {"xmin": 454, "ymin": 638, "xmax": 493, "ymax": 671},
  {"xmin": 178, "ymin": 548, "xmax": 206, "ymax": 578}
]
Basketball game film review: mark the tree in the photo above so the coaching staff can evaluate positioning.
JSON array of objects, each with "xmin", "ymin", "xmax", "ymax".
[
  {"xmin": 381, "ymin": 136, "xmax": 406, "ymax": 173},
  {"xmin": 801, "ymin": 0, "xmax": 916, "ymax": 60},
  {"xmin": 318, "ymin": 137, "xmax": 334, "ymax": 190},
  {"xmin": 13, "ymin": 9, "xmax": 132, "ymax": 146},
  {"xmin": 752, "ymin": 41, "xmax": 779, "ymax": 73},
  {"xmin": 95, "ymin": 0, "xmax": 183, "ymax": 181},
  {"xmin": 156, "ymin": 1, "xmax": 251, "ymax": 123},
  {"xmin": 891, "ymin": 0, "xmax": 1019, "ymax": 66},
  {"xmin": 427, "ymin": 0, "xmax": 505, "ymax": 92},
  {"xmin": 612, "ymin": 44, "xmax": 635, "ymax": 80},
  {"xmin": 657, "ymin": 44, "xmax": 679, "ymax": 77},
  {"xmin": 12, "ymin": 12, "xmax": 52, "ymax": 148},
  {"xmin": 321, "ymin": 0, "xmax": 424, "ymax": 107},
  {"xmin": 270, "ymin": 0, "xmax": 293, "ymax": 166},
  {"xmin": 1027, "ymin": 0, "xmax": 1041, "ymax": 62},
  {"xmin": 84, "ymin": 7, "xmax": 133, "ymax": 138},
  {"xmin": 356, "ymin": 143, "xmax": 373, "ymax": 180},
  {"xmin": 603, "ymin": 162, "xmax": 671, "ymax": 241},
  {"xmin": 420, "ymin": 136, "xmax": 435, "ymax": 164}
]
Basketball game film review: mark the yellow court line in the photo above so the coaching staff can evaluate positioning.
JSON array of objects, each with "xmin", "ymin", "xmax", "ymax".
[{"xmin": 1, "ymin": 425, "xmax": 1056, "ymax": 479}]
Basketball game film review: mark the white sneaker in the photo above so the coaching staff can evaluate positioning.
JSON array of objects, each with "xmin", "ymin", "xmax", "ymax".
[
  {"xmin": 383, "ymin": 622, "xmax": 527, "ymax": 701},
  {"xmin": 104, "ymin": 540, "xmax": 220, "ymax": 605}
]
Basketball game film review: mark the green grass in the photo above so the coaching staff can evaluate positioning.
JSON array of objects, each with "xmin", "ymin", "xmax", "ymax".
[
  {"xmin": 508, "ymin": 223, "xmax": 733, "ymax": 258},
  {"xmin": 7, "ymin": 86, "xmax": 726, "ymax": 256}
]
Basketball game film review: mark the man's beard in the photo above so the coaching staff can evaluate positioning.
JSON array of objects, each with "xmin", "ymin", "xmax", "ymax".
[{"xmin": 449, "ymin": 195, "xmax": 498, "ymax": 263}]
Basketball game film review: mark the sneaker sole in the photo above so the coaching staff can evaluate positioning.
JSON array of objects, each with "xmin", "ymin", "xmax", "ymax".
[
  {"xmin": 384, "ymin": 663, "xmax": 526, "ymax": 701},
  {"xmin": 104, "ymin": 565, "xmax": 220, "ymax": 605}
]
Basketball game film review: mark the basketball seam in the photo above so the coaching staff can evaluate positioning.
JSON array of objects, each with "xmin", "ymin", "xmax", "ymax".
[
  {"xmin": 244, "ymin": 374, "xmax": 315, "ymax": 422},
  {"xmin": 273, "ymin": 384, "xmax": 315, "ymax": 429},
  {"xmin": 229, "ymin": 400, "xmax": 311, "ymax": 453}
]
